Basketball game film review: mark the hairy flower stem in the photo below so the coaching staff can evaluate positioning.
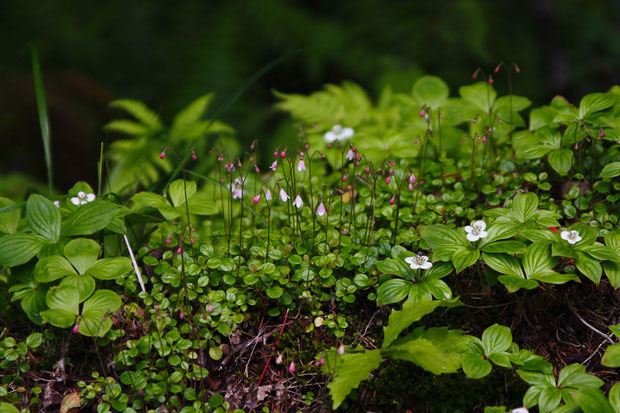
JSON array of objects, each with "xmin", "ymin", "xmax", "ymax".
[{"xmin": 391, "ymin": 169, "xmax": 408, "ymax": 245}]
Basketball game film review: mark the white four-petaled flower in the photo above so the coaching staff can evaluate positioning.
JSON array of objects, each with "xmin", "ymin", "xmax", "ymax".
[
  {"xmin": 464, "ymin": 220, "xmax": 488, "ymax": 242},
  {"xmin": 70, "ymin": 191, "xmax": 96, "ymax": 206},
  {"xmin": 405, "ymin": 255, "xmax": 433, "ymax": 270},
  {"xmin": 324, "ymin": 125, "xmax": 354, "ymax": 143},
  {"xmin": 561, "ymin": 230, "xmax": 582, "ymax": 245}
]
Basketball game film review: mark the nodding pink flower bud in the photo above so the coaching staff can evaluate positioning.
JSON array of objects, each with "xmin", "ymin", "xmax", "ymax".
[
  {"xmin": 288, "ymin": 362, "xmax": 295, "ymax": 373},
  {"xmin": 390, "ymin": 161, "xmax": 395, "ymax": 166},
  {"xmin": 430, "ymin": 131, "xmax": 434, "ymax": 137},
  {"xmin": 273, "ymin": 151, "xmax": 278, "ymax": 157},
  {"xmin": 112, "ymin": 317, "xmax": 118, "ymax": 325},
  {"xmin": 414, "ymin": 137, "xmax": 419, "ymax": 144},
  {"xmin": 316, "ymin": 202, "xmax": 326, "ymax": 217},
  {"xmin": 409, "ymin": 173, "xmax": 416, "ymax": 184},
  {"xmin": 208, "ymin": 304, "xmax": 214, "ymax": 313},
  {"xmin": 279, "ymin": 151, "xmax": 286, "ymax": 158},
  {"xmin": 482, "ymin": 136, "xmax": 487, "ymax": 143},
  {"xmin": 389, "ymin": 196, "xmax": 395, "ymax": 205},
  {"xmin": 177, "ymin": 247, "xmax": 182, "ymax": 254},
  {"xmin": 472, "ymin": 72, "xmax": 478, "ymax": 79},
  {"xmin": 355, "ymin": 152, "xmax": 361, "ymax": 160},
  {"xmin": 73, "ymin": 324, "xmax": 79, "ymax": 334},
  {"xmin": 471, "ymin": 118, "xmax": 477, "ymax": 123},
  {"xmin": 166, "ymin": 238, "xmax": 172, "ymax": 245},
  {"xmin": 419, "ymin": 109, "xmax": 425, "ymax": 117},
  {"xmin": 190, "ymin": 238, "xmax": 195, "ymax": 244},
  {"xmin": 488, "ymin": 75, "xmax": 494, "ymax": 84},
  {"xmin": 319, "ymin": 356, "xmax": 325, "ymax": 366},
  {"xmin": 297, "ymin": 159, "xmax": 306, "ymax": 171},
  {"xmin": 409, "ymin": 183, "xmax": 414, "ymax": 191},
  {"xmin": 494, "ymin": 65, "xmax": 500, "ymax": 73},
  {"xmin": 265, "ymin": 189, "xmax": 272, "ymax": 201},
  {"xmin": 270, "ymin": 160, "xmax": 278, "ymax": 171},
  {"xmin": 515, "ymin": 65, "xmax": 521, "ymax": 73},
  {"xmin": 217, "ymin": 154, "xmax": 224, "ymax": 162},
  {"xmin": 220, "ymin": 178, "xmax": 224, "ymax": 184},
  {"xmin": 202, "ymin": 313, "xmax": 207, "ymax": 320},
  {"xmin": 190, "ymin": 227, "xmax": 195, "ymax": 231},
  {"xmin": 365, "ymin": 167, "xmax": 370, "ymax": 174},
  {"xmin": 338, "ymin": 344, "xmax": 346, "ymax": 355},
  {"xmin": 385, "ymin": 177, "xmax": 391, "ymax": 184},
  {"xmin": 275, "ymin": 354, "xmax": 283, "ymax": 365},
  {"xmin": 159, "ymin": 150, "xmax": 166, "ymax": 159},
  {"xmin": 192, "ymin": 153, "xmax": 197, "ymax": 161},
  {"xmin": 321, "ymin": 153, "xmax": 326, "ymax": 158},
  {"xmin": 250, "ymin": 142, "xmax": 255, "ymax": 150},
  {"xmin": 424, "ymin": 113, "xmax": 430, "ymax": 123},
  {"xmin": 355, "ymin": 161, "xmax": 360, "ymax": 167},
  {"xmin": 600, "ymin": 130, "xmax": 605, "ymax": 138},
  {"xmin": 327, "ymin": 143, "xmax": 332, "ymax": 149},
  {"xmin": 179, "ymin": 312, "xmax": 184, "ymax": 319},
  {"xmin": 252, "ymin": 194, "xmax": 261, "ymax": 204},
  {"xmin": 342, "ymin": 175, "xmax": 347, "ymax": 182},
  {"xmin": 255, "ymin": 167, "xmax": 260, "ymax": 173},
  {"xmin": 498, "ymin": 118, "xmax": 503, "ymax": 124},
  {"xmin": 305, "ymin": 143, "xmax": 310, "ymax": 150},
  {"xmin": 279, "ymin": 188, "xmax": 289, "ymax": 202}
]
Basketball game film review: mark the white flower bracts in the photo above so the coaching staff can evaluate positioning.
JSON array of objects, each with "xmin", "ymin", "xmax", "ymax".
[
  {"xmin": 70, "ymin": 191, "xmax": 96, "ymax": 206},
  {"xmin": 324, "ymin": 125, "xmax": 354, "ymax": 143},
  {"xmin": 405, "ymin": 254, "xmax": 433, "ymax": 270},
  {"xmin": 465, "ymin": 220, "xmax": 488, "ymax": 242},
  {"xmin": 561, "ymin": 230, "xmax": 582, "ymax": 245}
]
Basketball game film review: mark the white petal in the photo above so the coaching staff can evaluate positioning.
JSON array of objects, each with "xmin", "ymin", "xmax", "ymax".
[
  {"xmin": 77, "ymin": 191, "xmax": 85, "ymax": 198},
  {"xmin": 574, "ymin": 235, "xmax": 582, "ymax": 243},
  {"xmin": 466, "ymin": 233, "xmax": 479, "ymax": 242},
  {"xmin": 464, "ymin": 226, "xmax": 473, "ymax": 234},
  {"xmin": 410, "ymin": 263, "xmax": 420, "ymax": 270},
  {"xmin": 421, "ymin": 261, "xmax": 433, "ymax": 269},
  {"xmin": 324, "ymin": 132, "xmax": 336, "ymax": 143},
  {"xmin": 561, "ymin": 231, "xmax": 570, "ymax": 240},
  {"xmin": 567, "ymin": 237, "xmax": 578, "ymax": 245},
  {"xmin": 342, "ymin": 127, "xmax": 354, "ymax": 139},
  {"xmin": 404, "ymin": 257, "xmax": 416, "ymax": 265},
  {"xmin": 511, "ymin": 408, "xmax": 529, "ymax": 413},
  {"xmin": 70, "ymin": 197, "xmax": 80, "ymax": 205},
  {"xmin": 478, "ymin": 230, "xmax": 488, "ymax": 239},
  {"xmin": 86, "ymin": 193, "xmax": 96, "ymax": 202},
  {"xmin": 473, "ymin": 220, "xmax": 486, "ymax": 230}
]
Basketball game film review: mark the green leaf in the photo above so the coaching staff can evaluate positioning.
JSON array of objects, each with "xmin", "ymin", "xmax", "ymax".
[
  {"xmin": 548, "ymin": 149, "xmax": 573, "ymax": 176},
  {"xmin": 79, "ymin": 290, "xmax": 122, "ymax": 337},
  {"xmin": 87, "ymin": 258, "xmax": 132, "ymax": 280},
  {"xmin": 62, "ymin": 201, "xmax": 122, "ymax": 237},
  {"xmin": 382, "ymin": 299, "xmax": 442, "ymax": 348},
  {"xmin": 452, "ymin": 246, "xmax": 480, "ymax": 273},
  {"xmin": 384, "ymin": 331, "xmax": 463, "ymax": 374},
  {"xmin": 187, "ymin": 193, "xmax": 219, "ymax": 215},
  {"xmin": 327, "ymin": 350, "xmax": 383, "ymax": 409},
  {"xmin": 59, "ymin": 273, "xmax": 95, "ymax": 302},
  {"xmin": 169, "ymin": 94, "xmax": 213, "ymax": 139},
  {"xmin": 575, "ymin": 252, "xmax": 603, "ymax": 284},
  {"xmin": 523, "ymin": 241, "xmax": 556, "ymax": 278},
  {"xmin": 482, "ymin": 252, "xmax": 524, "ymax": 277},
  {"xmin": 479, "ymin": 221, "xmax": 521, "ymax": 245},
  {"xmin": 422, "ymin": 261, "xmax": 454, "ymax": 279},
  {"xmin": 34, "ymin": 256, "xmax": 77, "ymax": 283},
  {"xmin": 532, "ymin": 210, "xmax": 562, "ymax": 227},
  {"xmin": 0, "ymin": 197, "xmax": 21, "ymax": 234},
  {"xmin": 601, "ymin": 343, "xmax": 620, "ymax": 368},
  {"xmin": 571, "ymin": 388, "xmax": 615, "ymax": 413},
  {"xmin": 425, "ymin": 279, "xmax": 453, "ymax": 300},
  {"xmin": 529, "ymin": 106, "xmax": 557, "ymax": 130},
  {"xmin": 413, "ymin": 76, "xmax": 449, "ymax": 108},
  {"xmin": 0, "ymin": 402, "xmax": 19, "ymax": 413},
  {"xmin": 538, "ymin": 386, "xmax": 562, "ymax": 413},
  {"xmin": 41, "ymin": 286, "xmax": 79, "ymax": 328},
  {"xmin": 109, "ymin": 99, "xmax": 161, "ymax": 130},
  {"xmin": 579, "ymin": 93, "xmax": 615, "ymax": 118},
  {"xmin": 558, "ymin": 364, "xmax": 604, "ymax": 389},
  {"xmin": 603, "ymin": 262, "xmax": 620, "ymax": 289},
  {"xmin": 377, "ymin": 279, "xmax": 412, "ymax": 305},
  {"xmin": 377, "ymin": 258, "xmax": 412, "ymax": 278},
  {"xmin": 168, "ymin": 180, "xmax": 197, "ymax": 207},
  {"xmin": 497, "ymin": 275, "xmax": 538, "ymax": 293},
  {"xmin": 462, "ymin": 352, "xmax": 492, "ymax": 379},
  {"xmin": 482, "ymin": 324, "xmax": 512, "ymax": 354},
  {"xmin": 599, "ymin": 162, "xmax": 620, "ymax": 179},
  {"xmin": 0, "ymin": 233, "xmax": 45, "ymax": 267},
  {"xmin": 510, "ymin": 192, "xmax": 539, "ymax": 223},
  {"xmin": 605, "ymin": 231, "xmax": 620, "ymax": 253},
  {"xmin": 494, "ymin": 95, "xmax": 532, "ymax": 112},
  {"xmin": 482, "ymin": 241, "xmax": 527, "ymax": 255},
  {"xmin": 460, "ymin": 82, "xmax": 496, "ymax": 113},
  {"xmin": 104, "ymin": 119, "xmax": 150, "ymax": 135},
  {"xmin": 26, "ymin": 332, "xmax": 44, "ymax": 348},
  {"xmin": 419, "ymin": 225, "xmax": 469, "ymax": 249},
  {"xmin": 608, "ymin": 382, "xmax": 620, "ymax": 412},
  {"xmin": 64, "ymin": 238, "xmax": 100, "ymax": 274},
  {"xmin": 131, "ymin": 192, "xmax": 168, "ymax": 208},
  {"xmin": 579, "ymin": 244, "xmax": 620, "ymax": 262},
  {"xmin": 266, "ymin": 286, "xmax": 283, "ymax": 299}
]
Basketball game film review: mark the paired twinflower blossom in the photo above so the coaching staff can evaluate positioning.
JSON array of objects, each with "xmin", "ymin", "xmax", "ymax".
[
  {"xmin": 405, "ymin": 254, "xmax": 433, "ymax": 270},
  {"xmin": 71, "ymin": 191, "xmax": 96, "ymax": 206},
  {"xmin": 229, "ymin": 178, "xmax": 245, "ymax": 199},
  {"xmin": 561, "ymin": 230, "xmax": 582, "ymax": 245},
  {"xmin": 464, "ymin": 220, "xmax": 488, "ymax": 242},
  {"xmin": 324, "ymin": 125, "xmax": 354, "ymax": 143}
]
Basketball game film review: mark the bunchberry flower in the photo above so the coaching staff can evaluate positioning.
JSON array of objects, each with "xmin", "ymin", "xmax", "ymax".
[
  {"xmin": 293, "ymin": 194, "xmax": 303, "ymax": 208},
  {"xmin": 316, "ymin": 202, "xmax": 326, "ymax": 217},
  {"xmin": 464, "ymin": 220, "xmax": 488, "ymax": 242},
  {"xmin": 324, "ymin": 125, "xmax": 354, "ymax": 143},
  {"xmin": 279, "ymin": 187, "xmax": 289, "ymax": 202},
  {"xmin": 405, "ymin": 254, "xmax": 433, "ymax": 270},
  {"xmin": 53, "ymin": 200, "xmax": 60, "ymax": 208},
  {"xmin": 71, "ymin": 191, "xmax": 96, "ymax": 206},
  {"xmin": 561, "ymin": 230, "xmax": 582, "ymax": 245},
  {"xmin": 297, "ymin": 159, "xmax": 306, "ymax": 171}
]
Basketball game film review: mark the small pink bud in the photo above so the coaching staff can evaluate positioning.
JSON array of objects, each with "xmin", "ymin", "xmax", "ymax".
[
  {"xmin": 408, "ymin": 183, "xmax": 414, "ymax": 191},
  {"xmin": 255, "ymin": 167, "xmax": 260, "ymax": 173},
  {"xmin": 488, "ymin": 75, "xmax": 494, "ymax": 84},
  {"xmin": 321, "ymin": 153, "xmax": 325, "ymax": 158},
  {"xmin": 355, "ymin": 161, "xmax": 360, "ymax": 167},
  {"xmin": 472, "ymin": 72, "xmax": 477, "ymax": 79},
  {"xmin": 190, "ymin": 238, "xmax": 195, "ymax": 244},
  {"xmin": 208, "ymin": 304, "xmax": 214, "ymax": 313},
  {"xmin": 112, "ymin": 317, "xmax": 118, "ymax": 325},
  {"xmin": 288, "ymin": 361, "xmax": 295, "ymax": 373},
  {"xmin": 498, "ymin": 118, "xmax": 503, "ymax": 124},
  {"xmin": 600, "ymin": 130, "xmax": 605, "ymax": 138},
  {"xmin": 471, "ymin": 118, "xmax": 477, "ymax": 123},
  {"xmin": 390, "ymin": 161, "xmax": 395, "ymax": 166},
  {"xmin": 279, "ymin": 151, "xmax": 286, "ymax": 158},
  {"xmin": 252, "ymin": 194, "xmax": 261, "ymax": 204},
  {"xmin": 385, "ymin": 177, "xmax": 391, "ymax": 184},
  {"xmin": 482, "ymin": 136, "xmax": 487, "ymax": 143},
  {"xmin": 414, "ymin": 137, "xmax": 419, "ymax": 144},
  {"xmin": 177, "ymin": 247, "xmax": 182, "ymax": 254},
  {"xmin": 275, "ymin": 354, "xmax": 283, "ymax": 365},
  {"xmin": 202, "ymin": 313, "xmax": 207, "ymax": 320},
  {"xmin": 319, "ymin": 356, "xmax": 325, "ymax": 366},
  {"xmin": 515, "ymin": 65, "xmax": 521, "ymax": 73},
  {"xmin": 166, "ymin": 238, "xmax": 172, "ymax": 245},
  {"xmin": 159, "ymin": 151, "xmax": 166, "ymax": 159},
  {"xmin": 220, "ymin": 178, "xmax": 224, "ymax": 184},
  {"xmin": 494, "ymin": 65, "xmax": 500, "ymax": 73},
  {"xmin": 365, "ymin": 167, "xmax": 370, "ymax": 174},
  {"xmin": 355, "ymin": 152, "xmax": 361, "ymax": 160},
  {"xmin": 419, "ymin": 109, "xmax": 425, "ymax": 117},
  {"xmin": 389, "ymin": 196, "xmax": 395, "ymax": 205},
  {"xmin": 73, "ymin": 324, "xmax": 79, "ymax": 334},
  {"xmin": 192, "ymin": 153, "xmax": 197, "ymax": 161},
  {"xmin": 327, "ymin": 143, "xmax": 332, "ymax": 149},
  {"xmin": 305, "ymin": 143, "xmax": 310, "ymax": 149},
  {"xmin": 409, "ymin": 173, "xmax": 416, "ymax": 184},
  {"xmin": 270, "ymin": 160, "xmax": 278, "ymax": 171},
  {"xmin": 338, "ymin": 344, "xmax": 345, "ymax": 355},
  {"xmin": 342, "ymin": 175, "xmax": 347, "ymax": 182},
  {"xmin": 179, "ymin": 312, "xmax": 184, "ymax": 319},
  {"xmin": 273, "ymin": 151, "xmax": 278, "ymax": 157}
]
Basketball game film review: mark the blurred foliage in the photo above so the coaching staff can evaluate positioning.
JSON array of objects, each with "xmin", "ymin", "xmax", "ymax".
[{"xmin": 0, "ymin": 0, "xmax": 618, "ymax": 194}]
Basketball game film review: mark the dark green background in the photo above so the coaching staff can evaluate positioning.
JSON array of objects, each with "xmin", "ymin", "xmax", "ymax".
[{"xmin": 1, "ymin": 0, "xmax": 618, "ymax": 194}]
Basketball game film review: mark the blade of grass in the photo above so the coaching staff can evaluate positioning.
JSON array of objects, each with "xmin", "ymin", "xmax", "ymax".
[{"xmin": 30, "ymin": 46, "xmax": 53, "ymax": 195}]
